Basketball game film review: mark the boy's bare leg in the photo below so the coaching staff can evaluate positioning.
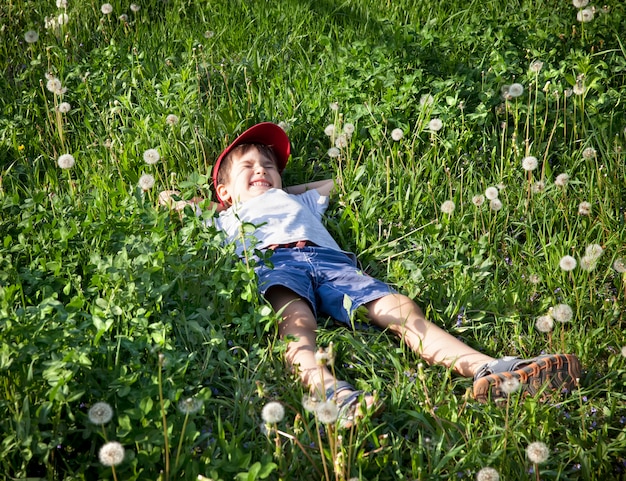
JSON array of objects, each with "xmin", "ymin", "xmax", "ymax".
[
  {"xmin": 265, "ymin": 286, "xmax": 376, "ymax": 405},
  {"xmin": 366, "ymin": 293, "xmax": 494, "ymax": 377}
]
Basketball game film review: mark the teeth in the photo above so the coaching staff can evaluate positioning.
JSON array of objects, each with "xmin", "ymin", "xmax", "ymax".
[{"xmin": 251, "ymin": 181, "xmax": 270, "ymax": 187}]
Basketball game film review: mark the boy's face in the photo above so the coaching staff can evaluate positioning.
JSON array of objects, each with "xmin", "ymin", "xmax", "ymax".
[{"xmin": 216, "ymin": 146, "xmax": 282, "ymax": 205}]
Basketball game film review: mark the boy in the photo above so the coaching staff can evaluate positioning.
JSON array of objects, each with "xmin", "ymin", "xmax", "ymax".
[{"xmin": 160, "ymin": 122, "xmax": 581, "ymax": 426}]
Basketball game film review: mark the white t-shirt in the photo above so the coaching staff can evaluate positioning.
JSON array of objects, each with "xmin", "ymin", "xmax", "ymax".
[{"xmin": 214, "ymin": 189, "xmax": 344, "ymax": 258}]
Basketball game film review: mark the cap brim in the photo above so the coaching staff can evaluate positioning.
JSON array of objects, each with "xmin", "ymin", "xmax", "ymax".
[{"xmin": 212, "ymin": 122, "xmax": 291, "ymax": 202}]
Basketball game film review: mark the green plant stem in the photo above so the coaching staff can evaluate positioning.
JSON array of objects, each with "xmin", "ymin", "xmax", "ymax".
[{"xmin": 158, "ymin": 355, "xmax": 170, "ymax": 481}]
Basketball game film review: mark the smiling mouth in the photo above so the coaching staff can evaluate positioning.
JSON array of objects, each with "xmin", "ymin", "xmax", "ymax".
[{"xmin": 250, "ymin": 181, "xmax": 271, "ymax": 187}]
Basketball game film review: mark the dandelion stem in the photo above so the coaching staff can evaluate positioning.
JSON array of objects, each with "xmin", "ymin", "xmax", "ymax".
[
  {"xmin": 157, "ymin": 355, "xmax": 170, "ymax": 481},
  {"xmin": 174, "ymin": 412, "xmax": 190, "ymax": 472}
]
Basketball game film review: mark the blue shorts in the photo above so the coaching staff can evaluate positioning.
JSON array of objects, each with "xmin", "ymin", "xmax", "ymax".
[{"xmin": 255, "ymin": 246, "xmax": 396, "ymax": 325}]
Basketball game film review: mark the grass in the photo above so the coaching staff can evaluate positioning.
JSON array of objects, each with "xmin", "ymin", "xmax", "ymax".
[{"xmin": 1, "ymin": 0, "xmax": 625, "ymax": 480}]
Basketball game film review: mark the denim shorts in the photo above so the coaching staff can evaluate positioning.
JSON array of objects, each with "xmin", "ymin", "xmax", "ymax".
[{"xmin": 255, "ymin": 246, "xmax": 396, "ymax": 325}]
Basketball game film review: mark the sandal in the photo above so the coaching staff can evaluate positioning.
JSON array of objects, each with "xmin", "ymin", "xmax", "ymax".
[
  {"xmin": 473, "ymin": 353, "xmax": 581, "ymax": 402},
  {"xmin": 325, "ymin": 381, "xmax": 382, "ymax": 428}
]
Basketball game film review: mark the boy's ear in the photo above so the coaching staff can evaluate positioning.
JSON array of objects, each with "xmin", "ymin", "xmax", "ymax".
[{"xmin": 215, "ymin": 183, "xmax": 231, "ymax": 204}]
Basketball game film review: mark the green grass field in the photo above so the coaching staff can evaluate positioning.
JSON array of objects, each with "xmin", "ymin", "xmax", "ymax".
[{"xmin": 1, "ymin": 0, "xmax": 625, "ymax": 479}]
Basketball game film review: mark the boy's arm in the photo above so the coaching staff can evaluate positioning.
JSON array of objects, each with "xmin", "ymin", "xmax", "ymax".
[{"xmin": 284, "ymin": 179, "xmax": 335, "ymax": 197}]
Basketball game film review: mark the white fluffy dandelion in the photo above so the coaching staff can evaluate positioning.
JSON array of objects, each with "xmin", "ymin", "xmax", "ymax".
[
  {"xmin": 582, "ymin": 147, "xmax": 597, "ymax": 159},
  {"xmin": 440, "ymin": 200, "xmax": 455, "ymax": 214},
  {"xmin": 508, "ymin": 83, "xmax": 524, "ymax": 98},
  {"xmin": 334, "ymin": 134, "xmax": 348, "ymax": 149},
  {"xmin": 577, "ymin": 7, "xmax": 594, "ymax": 22},
  {"xmin": 56, "ymin": 0, "xmax": 68, "ymax": 7},
  {"xmin": 535, "ymin": 315, "xmax": 554, "ymax": 333},
  {"xmin": 315, "ymin": 400, "xmax": 339, "ymax": 424},
  {"xmin": 324, "ymin": 124, "xmax": 336, "ymax": 137},
  {"xmin": 130, "ymin": 4, "xmax": 141, "ymax": 12},
  {"xmin": 559, "ymin": 255, "xmax": 577, "ymax": 271},
  {"xmin": 573, "ymin": 0, "xmax": 589, "ymax": 7},
  {"xmin": 57, "ymin": 13, "xmax": 69, "ymax": 25},
  {"xmin": 529, "ymin": 60, "xmax": 544, "ymax": 73},
  {"xmin": 329, "ymin": 101, "xmax": 339, "ymax": 111},
  {"xmin": 165, "ymin": 114, "xmax": 179, "ymax": 125},
  {"xmin": 178, "ymin": 397, "xmax": 203, "ymax": 415},
  {"xmin": 555, "ymin": 173, "xmax": 570, "ymax": 187},
  {"xmin": 476, "ymin": 467, "xmax": 500, "ymax": 481},
  {"xmin": 88, "ymin": 402, "xmax": 113, "ymax": 425},
  {"xmin": 98, "ymin": 441, "xmax": 125, "ymax": 467},
  {"xmin": 138, "ymin": 174, "xmax": 155, "ymax": 191},
  {"xmin": 343, "ymin": 123, "xmax": 355, "ymax": 136},
  {"xmin": 472, "ymin": 194, "xmax": 485, "ymax": 207},
  {"xmin": 485, "ymin": 186, "xmax": 499, "ymax": 200},
  {"xmin": 57, "ymin": 153, "xmax": 75, "ymax": 169},
  {"xmin": 56, "ymin": 102, "xmax": 71, "ymax": 113},
  {"xmin": 578, "ymin": 201, "xmax": 592, "ymax": 216},
  {"xmin": 551, "ymin": 304, "xmax": 573, "ymax": 323},
  {"xmin": 391, "ymin": 128, "xmax": 404, "ymax": 141},
  {"xmin": 522, "ymin": 156, "xmax": 538, "ymax": 171},
  {"xmin": 500, "ymin": 376, "xmax": 521, "ymax": 395},
  {"xmin": 101, "ymin": 3, "xmax": 113, "ymax": 14},
  {"xmin": 143, "ymin": 148, "xmax": 160, "ymax": 165},
  {"xmin": 621, "ymin": 345, "xmax": 626, "ymax": 357},
  {"xmin": 428, "ymin": 118, "xmax": 443, "ymax": 132},
  {"xmin": 613, "ymin": 258, "xmax": 626, "ymax": 273},
  {"xmin": 46, "ymin": 77, "xmax": 66, "ymax": 95},
  {"xmin": 585, "ymin": 244, "xmax": 603, "ymax": 260},
  {"xmin": 261, "ymin": 401, "xmax": 285, "ymax": 424},
  {"xmin": 327, "ymin": 147, "xmax": 340, "ymax": 158},
  {"xmin": 526, "ymin": 441, "xmax": 550, "ymax": 464},
  {"xmin": 24, "ymin": 30, "xmax": 39, "ymax": 43},
  {"xmin": 489, "ymin": 198, "xmax": 503, "ymax": 211},
  {"xmin": 531, "ymin": 181, "xmax": 545, "ymax": 193},
  {"xmin": 420, "ymin": 94, "xmax": 434, "ymax": 106}
]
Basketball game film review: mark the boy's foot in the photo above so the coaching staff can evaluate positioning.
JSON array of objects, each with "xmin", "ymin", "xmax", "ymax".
[
  {"xmin": 326, "ymin": 381, "xmax": 383, "ymax": 428},
  {"xmin": 473, "ymin": 353, "xmax": 581, "ymax": 403}
]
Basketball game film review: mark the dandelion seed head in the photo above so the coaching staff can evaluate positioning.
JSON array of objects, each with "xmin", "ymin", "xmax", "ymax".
[
  {"xmin": 526, "ymin": 441, "xmax": 550, "ymax": 464},
  {"xmin": 343, "ymin": 123, "xmax": 355, "ymax": 136},
  {"xmin": 559, "ymin": 255, "xmax": 577, "ymax": 271},
  {"xmin": 551, "ymin": 303, "xmax": 573, "ymax": 322},
  {"xmin": 621, "ymin": 345, "xmax": 626, "ymax": 357},
  {"xmin": 101, "ymin": 3, "xmax": 113, "ymax": 14},
  {"xmin": 24, "ymin": 30, "xmax": 39, "ymax": 43},
  {"xmin": 46, "ymin": 77, "xmax": 64, "ymax": 95},
  {"xmin": 327, "ymin": 147, "xmax": 340, "ymax": 158},
  {"xmin": 130, "ymin": 4, "xmax": 141, "ymax": 12},
  {"xmin": 508, "ymin": 83, "xmax": 524, "ymax": 98},
  {"xmin": 485, "ymin": 186, "xmax": 499, "ymax": 200},
  {"xmin": 57, "ymin": 13, "xmax": 69, "ymax": 25},
  {"xmin": 528, "ymin": 274, "xmax": 541, "ymax": 284},
  {"xmin": 177, "ymin": 396, "xmax": 203, "ymax": 414},
  {"xmin": 98, "ymin": 441, "xmax": 125, "ymax": 467},
  {"xmin": 261, "ymin": 401, "xmax": 285, "ymax": 424},
  {"xmin": 57, "ymin": 153, "xmax": 75, "ymax": 169},
  {"xmin": 315, "ymin": 400, "xmax": 339, "ymax": 424},
  {"xmin": 472, "ymin": 194, "xmax": 485, "ymax": 207},
  {"xmin": 529, "ymin": 60, "xmax": 544, "ymax": 73},
  {"xmin": 302, "ymin": 394, "xmax": 319, "ymax": 413},
  {"xmin": 522, "ymin": 156, "xmax": 538, "ymax": 171},
  {"xmin": 420, "ymin": 94, "xmax": 434, "ymax": 106},
  {"xmin": 324, "ymin": 124, "xmax": 335, "ymax": 137},
  {"xmin": 143, "ymin": 148, "xmax": 160, "ymax": 165},
  {"xmin": 165, "ymin": 114, "xmax": 179, "ymax": 125},
  {"xmin": 585, "ymin": 244, "xmax": 603, "ymax": 260},
  {"xmin": 476, "ymin": 467, "xmax": 500, "ymax": 481},
  {"xmin": 119, "ymin": 13, "xmax": 128, "ymax": 22},
  {"xmin": 334, "ymin": 134, "xmax": 348, "ymax": 149},
  {"xmin": 535, "ymin": 315, "xmax": 554, "ymax": 333},
  {"xmin": 578, "ymin": 201, "xmax": 592, "ymax": 216},
  {"xmin": 57, "ymin": 102, "xmax": 71, "ymax": 113},
  {"xmin": 573, "ymin": 82, "xmax": 585, "ymax": 96},
  {"xmin": 531, "ymin": 181, "xmax": 545, "ymax": 193},
  {"xmin": 391, "ymin": 128, "xmax": 404, "ymax": 141},
  {"xmin": 428, "ymin": 118, "xmax": 443, "ymax": 132},
  {"xmin": 582, "ymin": 147, "xmax": 597, "ymax": 159},
  {"xmin": 489, "ymin": 198, "xmax": 503, "ymax": 211},
  {"xmin": 573, "ymin": 0, "xmax": 589, "ymax": 7},
  {"xmin": 500, "ymin": 377, "xmax": 521, "ymax": 395},
  {"xmin": 204, "ymin": 30, "xmax": 214, "ymax": 38},
  {"xmin": 613, "ymin": 258, "xmax": 626, "ymax": 273},
  {"xmin": 57, "ymin": 0, "xmax": 68, "ymax": 7},
  {"xmin": 579, "ymin": 256, "xmax": 598, "ymax": 272},
  {"xmin": 577, "ymin": 7, "xmax": 594, "ymax": 22},
  {"xmin": 329, "ymin": 101, "xmax": 339, "ymax": 111},
  {"xmin": 440, "ymin": 200, "xmax": 455, "ymax": 214},
  {"xmin": 555, "ymin": 173, "xmax": 570, "ymax": 187},
  {"xmin": 88, "ymin": 402, "xmax": 113, "ymax": 425}
]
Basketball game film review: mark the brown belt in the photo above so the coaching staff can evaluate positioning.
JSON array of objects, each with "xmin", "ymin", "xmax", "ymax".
[{"xmin": 266, "ymin": 240, "xmax": 316, "ymax": 250}]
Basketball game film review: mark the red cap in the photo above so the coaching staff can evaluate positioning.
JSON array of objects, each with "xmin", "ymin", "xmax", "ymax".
[{"xmin": 212, "ymin": 122, "xmax": 291, "ymax": 203}]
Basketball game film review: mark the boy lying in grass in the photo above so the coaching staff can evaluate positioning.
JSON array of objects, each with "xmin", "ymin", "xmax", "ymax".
[{"xmin": 160, "ymin": 122, "xmax": 581, "ymax": 427}]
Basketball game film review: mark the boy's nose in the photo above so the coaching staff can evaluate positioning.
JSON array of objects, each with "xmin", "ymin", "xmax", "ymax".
[{"xmin": 254, "ymin": 163, "xmax": 266, "ymax": 174}]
